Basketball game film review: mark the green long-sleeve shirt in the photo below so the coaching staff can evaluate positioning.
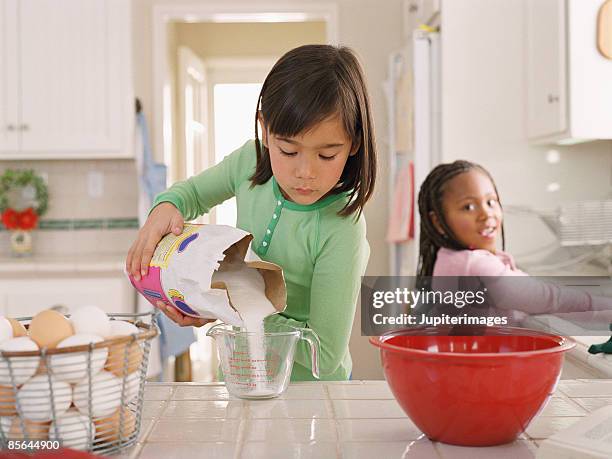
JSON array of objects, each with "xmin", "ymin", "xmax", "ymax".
[{"xmin": 153, "ymin": 140, "xmax": 370, "ymax": 381}]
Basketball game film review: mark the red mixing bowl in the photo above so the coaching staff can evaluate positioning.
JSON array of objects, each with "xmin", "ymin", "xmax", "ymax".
[{"xmin": 369, "ymin": 326, "xmax": 575, "ymax": 446}]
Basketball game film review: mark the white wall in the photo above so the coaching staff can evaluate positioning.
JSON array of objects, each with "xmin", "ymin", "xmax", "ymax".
[
  {"xmin": 132, "ymin": 0, "xmax": 405, "ymax": 379},
  {"xmin": 441, "ymin": 0, "xmax": 612, "ymax": 258}
]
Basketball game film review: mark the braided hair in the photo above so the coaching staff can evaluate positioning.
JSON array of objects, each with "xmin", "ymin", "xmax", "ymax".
[{"xmin": 416, "ymin": 160, "xmax": 506, "ymax": 280}]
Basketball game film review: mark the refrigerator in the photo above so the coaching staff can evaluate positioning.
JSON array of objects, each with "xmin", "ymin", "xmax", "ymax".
[{"xmin": 386, "ymin": 29, "xmax": 442, "ymax": 276}]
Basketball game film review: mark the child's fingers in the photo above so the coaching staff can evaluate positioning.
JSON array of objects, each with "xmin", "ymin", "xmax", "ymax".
[
  {"xmin": 139, "ymin": 233, "xmax": 160, "ymax": 278},
  {"xmin": 126, "ymin": 241, "xmax": 136, "ymax": 274},
  {"xmin": 157, "ymin": 303, "xmax": 180, "ymax": 323},
  {"xmin": 171, "ymin": 221, "xmax": 184, "ymax": 236},
  {"xmin": 190, "ymin": 317, "xmax": 214, "ymax": 327},
  {"xmin": 156, "ymin": 301, "xmax": 214, "ymax": 327},
  {"xmin": 163, "ymin": 304, "xmax": 186, "ymax": 324},
  {"xmin": 163, "ymin": 305, "xmax": 210, "ymax": 327},
  {"xmin": 169, "ymin": 212, "xmax": 184, "ymax": 236},
  {"xmin": 130, "ymin": 236, "xmax": 148, "ymax": 281}
]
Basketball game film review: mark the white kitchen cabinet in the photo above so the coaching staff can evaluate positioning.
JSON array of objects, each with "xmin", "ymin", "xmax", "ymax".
[
  {"xmin": 0, "ymin": 275, "xmax": 135, "ymax": 318},
  {"xmin": 526, "ymin": 0, "xmax": 612, "ymax": 144},
  {"xmin": 0, "ymin": 0, "xmax": 18, "ymax": 153},
  {"xmin": 0, "ymin": 0, "xmax": 132, "ymax": 159}
]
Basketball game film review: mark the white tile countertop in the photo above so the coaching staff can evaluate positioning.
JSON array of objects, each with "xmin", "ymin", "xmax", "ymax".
[
  {"xmin": 521, "ymin": 314, "xmax": 612, "ymax": 377},
  {"xmin": 106, "ymin": 379, "xmax": 612, "ymax": 459}
]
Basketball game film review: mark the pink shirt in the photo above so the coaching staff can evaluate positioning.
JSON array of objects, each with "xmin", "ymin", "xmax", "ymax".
[
  {"xmin": 433, "ymin": 247, "xmax": 528, "ymax": 277},
  {"xmin": 432, "ymin": 247, "xmax": 610, "ymax": 315}
]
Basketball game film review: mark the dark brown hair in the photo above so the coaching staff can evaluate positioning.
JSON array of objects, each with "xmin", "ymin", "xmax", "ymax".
[
  {"xmin": 251, "ymin": 44, "xmax": 376, "ymax": 218},
  {"xmin": 417, "ymin": 160, "xmax": 506, "ymax": 278}
]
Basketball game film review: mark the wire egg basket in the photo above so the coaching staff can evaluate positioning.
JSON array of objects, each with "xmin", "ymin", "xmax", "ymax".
[{"xmin": 0, "ymin": 311, "xmax": 158, "ymax": 455}]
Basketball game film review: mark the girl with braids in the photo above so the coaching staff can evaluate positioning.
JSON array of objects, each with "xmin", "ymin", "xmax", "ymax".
[
  {"xmin": 416, "ymin": 160, "xmax": 610, "ymax": 315},
  {"xmin": 127, "ymin": 45, "xmax": 376, "ymax": 381},
  {"xmin": 417, "ymin": 160, "xmax": 508, "ymax": 278}
]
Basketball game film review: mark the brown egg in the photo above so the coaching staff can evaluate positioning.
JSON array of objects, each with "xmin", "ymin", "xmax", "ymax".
[
  {"xmin": 7, "ymin": 319, "xmax": 27, "ymax": 338},
  {"xmin": 34, "ymin": 358, "xmax": 49, "ymax": 376},
  {"xmin": 28, "ymin": 310, "xmax": 74, "ymax": 349},
  {"xmin": 105, "ymin": 340, "xmax": 143, "ymax": 376},
  {"xmin": 6, "ymin": 418, "xmax": 50, "ymax": 440},
  {"xmin": 0, "ymin": 384, "xmax": 17, "ymax": 416},
  {"xmin": 94, "ymin": 407, "xmax": 136, "ymax": 442}
]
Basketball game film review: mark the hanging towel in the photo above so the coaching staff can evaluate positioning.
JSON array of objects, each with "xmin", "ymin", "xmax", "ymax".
[
  {"xmin": 137, "ymin": 111, "xmax": 169, "ymax": 206},
  {"xmin": 387, "ymin": 161, "xmax": 415, "ymax": 242},
  {"xmin": 135, "ymin": 110, "xmax": 196, "ymax": 369}
]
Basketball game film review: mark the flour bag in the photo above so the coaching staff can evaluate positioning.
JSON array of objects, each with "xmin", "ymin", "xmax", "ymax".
[{"xmin": 128, "ymin": 224, "xmax": 287, "ymax": 327}]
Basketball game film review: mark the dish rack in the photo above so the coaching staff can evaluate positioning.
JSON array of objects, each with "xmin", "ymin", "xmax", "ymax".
[
  {"xmin": 0, "ymin": 311, "xmax": 158, "ymax": 455},
  {"xmin": 540, "ymin": 199, "xmax": 612, "ymax": 247},
  {"xmin": 506, "ymin": 199, "xmax": 612, "ymax": 274}
]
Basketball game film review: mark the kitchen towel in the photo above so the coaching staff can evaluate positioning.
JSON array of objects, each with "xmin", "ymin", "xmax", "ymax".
[
  {"xmin": 135, "ymin": 110, "xmax": 196, "ymax": 372},
  {"xmin": 387, "ymin": 161, "xmax": 415, "ymax": 242}
]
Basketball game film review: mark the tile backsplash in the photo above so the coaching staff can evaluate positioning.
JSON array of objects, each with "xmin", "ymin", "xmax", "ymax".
[{"xmin": 0, "ymin": 159, "xmax": 140, "ymax": 256}]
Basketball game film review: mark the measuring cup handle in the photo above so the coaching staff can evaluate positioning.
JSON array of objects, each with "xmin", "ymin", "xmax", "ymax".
[
  {"xmin": 206, "ymin": 323, "xmax": 224, "ymax": 339},
  {"xmin": 298, "ymin": 328, "xmax": 320, "ymax": 379}
]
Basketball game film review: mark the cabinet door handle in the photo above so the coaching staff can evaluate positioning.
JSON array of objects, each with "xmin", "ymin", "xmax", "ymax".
[
  {"xmin": 19, "ymin": 124, "xmax": 29, "ymax": 131},
  {"xmin": 6, "ymin": 124, "xmax": 16, "ymax": 131},
  {"xmin": 547, "ymin": 94, "xmax": 560, "ymax": 103}
]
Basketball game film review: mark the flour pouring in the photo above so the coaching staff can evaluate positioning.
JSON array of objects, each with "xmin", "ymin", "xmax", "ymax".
[
  {"xmin": 212, "ymin": 259, "xmax": 277, "ymax": 395},
  {"xmin": 128, "ymin": 223, "xmax": 319, "ymax": 398}
]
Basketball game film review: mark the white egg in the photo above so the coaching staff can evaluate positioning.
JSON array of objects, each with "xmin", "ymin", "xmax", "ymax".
[
  {"xmin": 70, "ymin": 306, "xmax": 111, "ymax": 338},
  {"xmin": 16, "ymin": 374, "xmax": 71, "ymax": 422},
  {"xmin": 0, "ymin": 415, "xmax": 13, "ymax": 433},
  {"xmin": 0, "ymin": 317, "xmax": 13, "ymax": 342},
  {"xmin": 49, "ymin": 334, "xmax": 108, "ymax": 384},
  {"xmin": 73, "ymin": 371, "xmax": 122, "ymax": 418},
  {"xmin": 122, "ymin": 372, "xmax": 140, "ymax": 402},
  {"xmin": 49, "ymin": 408, "xmax": 95, "ymax": 451},
  {"xmin": 0, "ymin": 337, "xmax": 40, "ymax": 385},
  {"xmin": 106, "ymin": 320, "xmax": 139, "ymax": 338}
]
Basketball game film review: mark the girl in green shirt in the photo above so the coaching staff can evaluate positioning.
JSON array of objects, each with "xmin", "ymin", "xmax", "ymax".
[{"xmin": 126, "ymin": 44, "xmax": 377, "ymax": 381}]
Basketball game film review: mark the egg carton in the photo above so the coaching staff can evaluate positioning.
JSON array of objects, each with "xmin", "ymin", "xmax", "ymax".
[{"xmin": 0, "ymin": 311, "xmax": 158, "ymax": 455}]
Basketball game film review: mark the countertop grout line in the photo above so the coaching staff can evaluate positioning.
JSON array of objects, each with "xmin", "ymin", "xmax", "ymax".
[
  {"xmin": 527, "ymin": 438, "xmax": 541, "ymax": 453},
  {"xmin": 557, "ymin": 390, "xmax": 590, "ymax": 414},
  {"xmin": 127, "ymin": 441, "xmax": 144, "ymax": 459},
  {"xmin": 130, "ymin": 386, "xmax": 176, "ymax": 456},
  {"xmin": 428, "ymin": 437, "xmax": 446, "ymax": 459},
  {"xmin": 133, "ymin": 421, "xmax": 155, "ymax": 453},
  {"xmin": 232, "ymin": 401, "xmax": 249, "ymax": 459},
  {"xmin": 131, "ymin": 381, "xmax": 609, "ymax": 455},
  {"xmin": 322, "ymin": 383, "xmax": 343, "ymax": 459},
  {"xmin": 141, "ymin": 392, "xmax": 172, "ymax": 438}
]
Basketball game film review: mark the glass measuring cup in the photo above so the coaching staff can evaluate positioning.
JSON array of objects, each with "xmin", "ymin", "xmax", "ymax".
[{"xmin": 206, "ymin": 322, "xmax": 320, "ymax": 399}]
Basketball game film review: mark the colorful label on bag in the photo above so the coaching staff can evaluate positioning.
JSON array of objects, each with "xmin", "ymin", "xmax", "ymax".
[
  {"xmin": 150, "ymin": 224, "xmax": 200, "ymax": 269},
  {"xmin": 129, "ymin": 224, "xmax": 201, "ymax": 315}
]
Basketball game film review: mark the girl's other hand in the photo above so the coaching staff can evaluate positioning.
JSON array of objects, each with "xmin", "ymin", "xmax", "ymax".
[
  {"xmin": 126, "ymin": 202, "xmax": 184, "ymax": 280},
  {"xmin": 154, "ymin": 301, "xmax": 215, "ymax": 327}
]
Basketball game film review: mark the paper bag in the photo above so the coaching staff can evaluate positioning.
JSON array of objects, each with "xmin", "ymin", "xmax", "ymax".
[{"xmin": 128, "ymin": 223, "xmax": 287, "ymax": 327}]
